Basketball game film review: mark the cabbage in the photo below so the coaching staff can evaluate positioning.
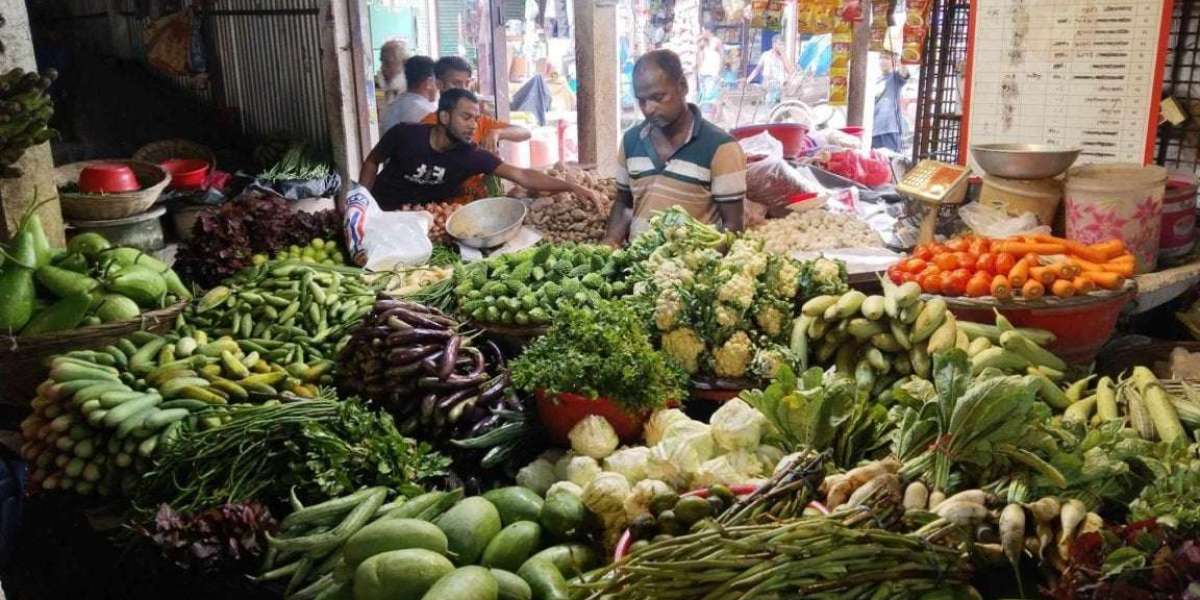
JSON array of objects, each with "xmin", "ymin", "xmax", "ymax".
[
  {"xmin": 553, "ymin": 451, "xmax": 577, "ymax": 482},
  {"xmin": 568, "ymin": 416, "xmax": 620, "ymax": 459},
  {"xmin": 661, "ymin": 420, "xmax": 715, "ymax": 460},
  {"xmin": 710, "ymin": 398, "xmax": 767, "ymax": 451},
  {"xmin": 566, "ymin": 455, "xmax": 603, "ymax": 488},
  {"xmin": 643, "ymin": 408, "xmax": 691, "ymax": 445},
  {"xmin": 756, "ymin": 445, "xmax": 786, "ymax": 472},
  {"xmin": 547, "ymin": 481, "xmax": 584, "ymax": 499},
  {"xmin": 624, "ymin": 479, "xmax": 674, "ymax": 520},
  {"xmin": 582, "ymin": 472, "xmax": 632, "ymax": 523},
  {"xmin": 603, "ymin": 446, "xmax": 652, "ymax": 484},
  {"xmin": 539, "ymin": 448, "xmax": 567, "ymax": 465},
  {"xmin": 516, "ymin": 459, "xmax": 556, "ymax": 496},
  {"xmin": 693, "ymin": 451, "xmax": 765, "ymax": 488}
]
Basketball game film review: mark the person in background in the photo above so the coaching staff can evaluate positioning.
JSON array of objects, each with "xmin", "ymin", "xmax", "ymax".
[
  {"xmin": 375, "ymin": 39, "xmax": 409, "ymax": 109},
  {"xmin": 603, "ymin": 50, "xmax": 746, "ymax": 245},
  {"xmin": 745, "ymin": 35, "xmax": 793, "ymax": 107},
  {"xmin": 360, "ymin": 88, "xmax": 605, "ymax": 211},
  {"xmin": 380, "ymin": 55, "xmax": 438, "ymax": 133},
  {"xmin": 872, "ymin": 52, "xmax": 910, "ymax": 153},
  {"xmin": 422, "ymin": 56, "xmax": 530, "ymax": 152},
  {"xmin": 697, "ymin": 32, "xmax": 724, "ymax": 118}
]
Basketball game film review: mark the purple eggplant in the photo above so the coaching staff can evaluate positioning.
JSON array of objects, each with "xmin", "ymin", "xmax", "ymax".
[
  {"xmin": 387, "ymin": 328, "xmax": 453, "ymax": 346},
  {"xmin": 388, "ymin": 344, "xmax": 439, "ymax": 365},
  {"xmin": 418, "ymin": 373, "xmax": 488, "ymax": 391},
  {"xmin": 477, "ymin": 373, "xmax": 509, "ymax": 403},
  {"xmin": 459, "ymin": 346, "xmax": 486, "ymax": 378},
  {"xmin": 439, "ymin": 336, "xmax": 461, "ymax": 381}
]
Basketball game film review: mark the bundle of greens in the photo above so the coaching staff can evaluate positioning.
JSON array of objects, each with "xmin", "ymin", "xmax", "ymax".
[
  {"xmin": 133, "ymin": 397, "xmax": 449, "ymax": 514},
  {"xmin": 258, "ymin": 144, "xmax": 332, "ymax": 181},
  {"xmin": 511, "ymin": 301, "xmax": 687, "ymax": 412},
  {"xmin": 1129, "ymin": 456, "xmax": 1200, "ymax": 531},
  {"xmin": 741, "ymin": 366, "xmax": 890, "ymax": 470},
  {"xmin": 134, "ymin": 502, "xmax": 277, "ymax": 572},
  {"xmin": 891, "ymin": 350, "xmax": 1065, "ymax": 495}
]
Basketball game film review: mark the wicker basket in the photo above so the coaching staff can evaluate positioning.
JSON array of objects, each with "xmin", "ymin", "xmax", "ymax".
[
  {"xmin": 1095, "ymin": 340, "xmax": 1200, "ymax": 379},
  {"xmin": 133, "ymin": 139, "xmax": 217, "ymax": 169},
  {"xmin": 0, "ymin": 301, "xmax": 188, "ymax": 408},
  {"xmin": 56, "ymin": 160, "xmax": 171, "ymax": 221}
]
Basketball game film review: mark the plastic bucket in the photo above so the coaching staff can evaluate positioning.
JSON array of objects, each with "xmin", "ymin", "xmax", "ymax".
[
  {"xmin": 730, "ymin": 123, "xmax": 811, "ymax": 159},
  {"xmin": 978, "ymin": 175, "xmax": 1062, "ymax": 226},
  {"xmin": 1065, "ymin": 163, "xmax": 1167, "ymax": 273},
  {"xmin": 1160, "ymin": 177, "xmax": 1197, "ymax": 259}
]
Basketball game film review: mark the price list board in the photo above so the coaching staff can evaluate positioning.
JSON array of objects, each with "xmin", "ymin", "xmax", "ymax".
[{"xmin": 959, "ymin": 0, "xmax": 1173, "ymax": 167}]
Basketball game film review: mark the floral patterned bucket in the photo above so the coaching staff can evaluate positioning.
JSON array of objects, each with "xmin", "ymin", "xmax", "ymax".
[{"xmin": 1065, "ymin": 163, "xmax": 1167, "ymax": 274}]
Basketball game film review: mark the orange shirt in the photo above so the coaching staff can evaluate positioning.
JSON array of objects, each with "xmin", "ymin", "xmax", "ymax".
[{"xmin": 419, "ymin": 112, "xmax": 509, "ymax": 202}]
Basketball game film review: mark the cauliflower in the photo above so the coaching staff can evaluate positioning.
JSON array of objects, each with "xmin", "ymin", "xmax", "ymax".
[
  {"xmin": 717, "ymin": 274, "xmax": 756, "ymax": 309},
  {"xmin": 754, "ymin": 304, "xmax": 786, "ymax": 337},
  {"xmin": 569, "ymin": 416, "xmax": 620, "ymax": 459},
  {"xmin": 766, "ymin": 258, "xmax": 801, "ymax": 299},
  {"xmin": 654, "ymin": 287, "xmax": 685, "ymax": 331},
  {"xmin": 624, "ymin": 479, "xmax": 674, "ymax": 520},
  {"xmin": 661, "ymin": 328, "xmax": 705, "ymax": 374},
  {"xmin": 644, "ymin": 408, "xmax": 691, "ymax": 445},
  {"xmin": 566, "ymin": 455, "xmax": 603, "ymax": 488},
  {"xmin": 725, "ymin": 239, "xmax": 768, "ymax": 278},
  {"xmin": 713, "ymin": 331, "xmax": 754, "ymax": 378},
  {"xmin": 751, "ymin": 345, "xmax": 793, "ymax": 379},
  {"xmin": 682, "ymin": 248, "xmax": 721, "ymax": 271},
  {"xmin": 801, "ymin": 257, "xmax": 849, "ymax": 296},
  {"xmin": 715, "ymin": 304, "xmax": 744, "ymax": 328},
  {"xmin": 516, "ymin": 459, "xmax": 556, "ymax": 496},
  {"xmin": 651, "ymin": 257, "xmax": 695, "ymax": 288},
  {"xmin": 547, "ymin": 481, "xmax": 584, "ymax": 498},
  {"xmin": 604, "ymin": 446, "xmax": 652, "ymax": 484}
]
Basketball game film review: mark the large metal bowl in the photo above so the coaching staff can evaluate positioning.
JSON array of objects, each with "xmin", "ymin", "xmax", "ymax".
[
  {"xmin": 445, "ymin": 196, "xmax": 528, "ymax": 248},
  {"xmin": 971, "ymin": 143, "xmax": 1082, "ymax": 179}
]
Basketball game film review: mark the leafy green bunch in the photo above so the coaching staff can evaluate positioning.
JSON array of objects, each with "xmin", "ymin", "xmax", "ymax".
[{"xmin": 511, "ymin": 300, "xmax": 688, "ymax": 411}]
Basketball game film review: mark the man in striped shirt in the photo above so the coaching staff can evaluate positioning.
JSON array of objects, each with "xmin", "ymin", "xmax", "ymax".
[{"xmin": 604, "ymin": 50, "xmax": 747, "ymax": 245}]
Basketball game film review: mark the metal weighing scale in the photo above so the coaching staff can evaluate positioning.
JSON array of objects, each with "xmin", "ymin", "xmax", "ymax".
[{"xmin": 895, "ymin": 160, "xmax": 971, "ymax": 246}]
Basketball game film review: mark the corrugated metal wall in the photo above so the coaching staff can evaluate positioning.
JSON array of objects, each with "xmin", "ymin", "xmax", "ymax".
[{"xmin": 60, "ymin": 0, "xmax": 328, "ymax": 147}]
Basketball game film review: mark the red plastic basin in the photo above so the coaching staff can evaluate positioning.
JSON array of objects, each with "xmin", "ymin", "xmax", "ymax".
[
  {"xmin": 536, "ymin": 390, "xmax": 647, "ymax": 446},
  {"xmin": 160, "ymin": 158, "xmax": 210, "ymax": 190},
  {"xmin": 730, "ymin": 123, "xmax": 812, "ymax": 159},
  {"xmin": 946, "ymin": 288, "xmax": 1135, "ymax": 365},
  {"xmin": 79, "ymin": 163, "xmax": 140, "ymax": 193}
]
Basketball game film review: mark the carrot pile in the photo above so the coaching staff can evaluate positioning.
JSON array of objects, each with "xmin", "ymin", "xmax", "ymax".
[{"xmin": 886, "ymin": 234, "xmax": 1134, "ymax": 300}]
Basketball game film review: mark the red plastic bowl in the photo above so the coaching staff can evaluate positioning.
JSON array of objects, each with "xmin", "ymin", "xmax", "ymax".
[
  {"xmin": 78, "ymin": 163, "xmax": 140, "ymax": 193},
  {"xmin": 839, "ymin": 126, "xmax": 864, "ymax": 136},
  {"xmin": 612, "ymin": 485, "xmax": 829, "ymax": 561},
  {"xmin": 730, "ymin": 123, "xmax": 812, "ymax": 159},
  {"xmin": 535, "ymin": 390, "xmax": 647, "ymax": 446},
  {"xmin": 160, "ymin": 158, "xmax": 210, "ymax": 190}
]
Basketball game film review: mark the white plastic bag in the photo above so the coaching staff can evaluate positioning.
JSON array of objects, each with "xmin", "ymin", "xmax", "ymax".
[
  {"xmin": 343, "ymin": 184, "xmax": 433, "ymax": 270},
  {"xmin": 958, "ymin": 202, "xmax": 1050, "ymax": 239},
  {"xmin": 739, "ymin": 132, "xmax": 814, "ymax": 218}
]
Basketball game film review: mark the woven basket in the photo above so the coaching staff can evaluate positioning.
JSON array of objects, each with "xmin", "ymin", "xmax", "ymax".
[
  {"xmin": 56, "ymin": 160, "xmax": 171, "ymax": 221},
  {"xmin": 1095, "ymin": 340, "xmax": 1200, "ymax": 379},
  {"xmin": 935, "ymin": 280, "xmax": 1138, "ymax": 310},
  {"xmin": 0, "ymin": 301, "xmax": 187, "ymax": 408},
  {"xmin": 133, "ymin": 139, "xmax": 217, "ymax": 169}
]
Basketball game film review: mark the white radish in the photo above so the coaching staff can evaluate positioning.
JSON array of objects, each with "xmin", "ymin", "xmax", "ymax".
[
  {"xmin": 1057, "ymin": 499, "xmax": 1087, "ymax": 561},
  {"xmin": 1025, "ymin": 496, "xmax": 1061, "ymax": 524},
  {"xmin": 999, "ymin": 503, "xmax": 1027, "ymax": 566},
  {"xmin": 846, "ymin": 473, "xmax": 902, "ymax": 508},
  {"xmin": 903, "ymin": 481, "xmax": 930, "ymax": 510},
  {"xmin": 935, "ymin": 500, "xmax": 988, "ymax": 526},
  {"xmin": 928, "ymin": 490, "xmax": 947, "ymax": 511}
]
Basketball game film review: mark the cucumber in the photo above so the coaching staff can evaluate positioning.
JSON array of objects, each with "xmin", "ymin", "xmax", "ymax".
[
  {"xmin": 482, "ymin": 487, "xmax": 545, "ymax": 526},
  {"xmin": 343, "ymin": 518, "xmax": 449, "ymax": 568},
  {"xmin": 481, "ymin": 521, "xmax": 542, "ymax": 572},
  {"xmin": 385, "ymin": 489, "xmax": 464, "ymax": 521},
  {"xmin": 353, "ymin": 548, "xmax": 453, "ymax": 600},
  {"xmin": 35, "ymin": 264, "xmax": 100, "ymax": 298},
  {"xmin": 420, "ymin": 566, "xmax": 498, "ymax": 600},
  {"xmin": 524, "ymin": 544, "xmax": 598, "ymax": 578},
  {"xmin": 516, "ymin": 558, "xmax": 569, "ymax": 600},
  {"xmin": 95, "ymin": 294, "xmax": 141, "ymax": 323},
  {"xmin": 103, "ymin": 396, "xmax": 159, "ymax": 428},
  {"xmin": 22, "ymin": 293, "xmax": 92, "ymax": 335},
  {"xmin": 490, "ymin": 569, "xmax": 532, "ymax": 600},
  {"xmin": 434, "ymin": 497, "xmax": 503, "ymax": 566}
]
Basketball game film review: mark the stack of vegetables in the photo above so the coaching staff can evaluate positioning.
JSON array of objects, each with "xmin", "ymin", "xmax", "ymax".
[
  {"xmin": 255, "ymin": 237, "xmax": 347, "ymax": 267},
  {"xmin": 17, "ymin": 330, "xmax": 330, "ymax": 496},
  {"xmin": 185, "ymin": 260, "xmax": 377, "ymax": 363},
  {"xmin": 887, "ymin": 234, "xmax": 1134, "ymax": 299},
  {"xmin": 338, "ymin": 298, "xmax": 516, "ymax": 443},
  {"xmin": 2, "ymin": 226, "xmax": 192, "ymax": 336},
  {"xmin": 0, "ymin": 67, "xmax": 58, "ymax": 178},
  {"xmin": 174, "ymin": 192, "xmax": 344, "ymax": 288},
  {"xmin": 627, "ymin": 208, "xmax": 848, "ymax": 384},
  {"xmin": 259, "ymin": 484, "xmax": 601, "ymax": 600},
  {"xmin": 448, "ymin": 243, "xmax": 630, "ymax": 326}
]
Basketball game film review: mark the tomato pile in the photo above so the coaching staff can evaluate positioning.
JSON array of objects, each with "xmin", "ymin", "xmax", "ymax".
[{"xmin": 888, "ymin": 234, "xmax": 1134, "ymax": 300}]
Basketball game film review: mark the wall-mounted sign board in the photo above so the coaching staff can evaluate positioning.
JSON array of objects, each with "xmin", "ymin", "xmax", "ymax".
[{"xmin": 960, "ymin": 0, "xmax": 1173, "ymax": 167}]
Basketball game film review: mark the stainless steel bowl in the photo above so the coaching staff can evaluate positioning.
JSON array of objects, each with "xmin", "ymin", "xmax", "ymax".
[
  {"xmin": 971, "ymin": 143, "xmax": 1082, "ymax": 179},
  {"xmin": 445, "ymin": 196, "xmax": 528, "ymax": 248}
]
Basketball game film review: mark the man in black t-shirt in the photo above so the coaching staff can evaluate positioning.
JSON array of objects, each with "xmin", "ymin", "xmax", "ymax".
[{"xmin": 360, "ymin": 88, "xmax": 604, "ymax": 211}]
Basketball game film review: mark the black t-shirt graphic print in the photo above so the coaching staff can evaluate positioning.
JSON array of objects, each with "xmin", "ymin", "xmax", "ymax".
[{"xmin": 370, "ymin": 123, "xmax": 502, "ymax": 210}]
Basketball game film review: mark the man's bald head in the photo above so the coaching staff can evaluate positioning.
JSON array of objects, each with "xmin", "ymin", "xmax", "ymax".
[{"xmin": 633, "ymin": 49, "xmax": 686, "ymax": 85}]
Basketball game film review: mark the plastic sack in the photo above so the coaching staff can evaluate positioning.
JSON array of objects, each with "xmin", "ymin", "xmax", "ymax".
[
  {"xmin": 251, "ymin": 172, "xmax": 342, "ymax": 201},
  {"xmin": 823, "ymin": 150, "xmax": 893, "ymax": 188},
  {"xmin": 740, "ymin": 132, "xmax": 817, "ymax": 218},
  {"xmin": 343, "ymin": 184, "xmax": 433, "ymax": 270},
  {"xmin": 958, "ymin": 202, "xmax": 1050, "ymax": 239}
]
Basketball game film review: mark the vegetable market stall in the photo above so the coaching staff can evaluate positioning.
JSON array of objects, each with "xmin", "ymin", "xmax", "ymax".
[{"xmin": 7, "ymin": 171, "xmax": 1200, "ymax": 600}]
